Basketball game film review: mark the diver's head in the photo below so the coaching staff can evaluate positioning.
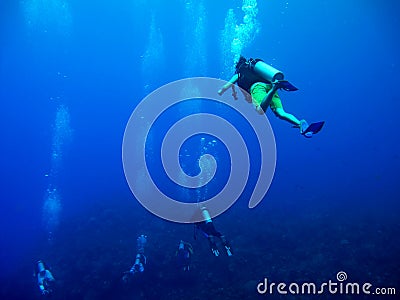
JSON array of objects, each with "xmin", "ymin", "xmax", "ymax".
[
  {"xmin": 235, "ymin": 55, "xmax": 247, "ymax": 72},
  {"xmin": 179, "ymin": 240, "xmax": 184, "ymax": 250}
]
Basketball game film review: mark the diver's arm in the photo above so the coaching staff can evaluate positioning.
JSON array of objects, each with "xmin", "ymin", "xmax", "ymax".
[
  {"xmin": 260, "ymin": 82, "xmax": 280, "ymax": 112},
  {"xmin": 218, "ymin": 74, "xmax": 239, "ymax": 95}
]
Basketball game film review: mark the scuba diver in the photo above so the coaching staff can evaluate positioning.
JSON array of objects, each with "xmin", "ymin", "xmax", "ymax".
[
  {"xmin": 35, "ymin": 260, "xmax": 55, "ymax": 296},
  {"xmin": 123, "ymin": 235, "xmax": 147, "ymax": 282},
  {"xmin": 195, "ymin": 207, "xmax": 233, "ymax": 257},
  {"xmin": 176, "ymin": 240, "xmax": 194, "ymax": 271},
  {"xmin": 218, "ymin": 55, "xmax": 324, "ymax": 138}
]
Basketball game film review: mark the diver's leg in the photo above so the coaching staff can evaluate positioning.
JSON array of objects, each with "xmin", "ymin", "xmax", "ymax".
[
  {"xmin": 208, "ymin": 236, "xmax": 219, "ymax": 256},
  {"xmin": 273, "ymin": 107, "xmax": 301, "ymax": 126},
  {"xmin": 220, "ymin": 235, "xmax": 233, "ymax": 256},
  {"xmin": 209, "ymin": 223, "xmax": 222, "ymax": 237}
]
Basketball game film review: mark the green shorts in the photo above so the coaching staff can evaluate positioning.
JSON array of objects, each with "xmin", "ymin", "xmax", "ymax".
[{"xmin": 250, "ymin": 82, "xmax": 283, "ymax": 112}]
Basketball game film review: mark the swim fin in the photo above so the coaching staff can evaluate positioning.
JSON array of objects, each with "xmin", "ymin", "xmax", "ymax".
[
  {"xmin": 302, "ymin": 121, "xmax": 325, "ymax": 137},
  {"xmin": 275, "ymin": 80, "xmax": 298, "ymax": 92}
]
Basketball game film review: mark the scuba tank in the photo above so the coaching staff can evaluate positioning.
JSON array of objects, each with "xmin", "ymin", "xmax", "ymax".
[
  {"xmin": 250, "ymin": 58, "xmax": 298, "ymax": 91},
  {"xmin": 250, "ymin": 58, "xmax": 284, "ymax": 82},
  {"xmin": 201, "ymin": 207, "xmax": 212, "ymax": 224}
]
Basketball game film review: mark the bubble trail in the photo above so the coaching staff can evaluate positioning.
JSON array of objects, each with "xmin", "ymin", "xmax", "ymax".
[
  {"xmin": 43, "ymin": 104, "xmax": 72, "ymax": 239},
  {"xmin": 220, "ymin": 0, "xmax": 260, "ymax": 76}
]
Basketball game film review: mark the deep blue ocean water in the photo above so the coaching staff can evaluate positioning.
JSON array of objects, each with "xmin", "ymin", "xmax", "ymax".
[{"xmin": 1, "ymin": 0, "xmax": 399, "ymax": 299}]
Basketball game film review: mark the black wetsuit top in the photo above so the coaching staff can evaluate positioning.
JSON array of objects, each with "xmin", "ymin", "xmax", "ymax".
[
  {"xmin": 236, "ymin": 58, "xmax": 271, "ymax": 92},
  {"xmin": 196, "ymin": 221, "xmax": 222, "ymax": 238}
]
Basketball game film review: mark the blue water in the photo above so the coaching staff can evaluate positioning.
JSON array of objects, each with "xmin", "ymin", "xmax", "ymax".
[{"xmin": 1, "ymin": 0, "xmax": 399, "ymax": 299}]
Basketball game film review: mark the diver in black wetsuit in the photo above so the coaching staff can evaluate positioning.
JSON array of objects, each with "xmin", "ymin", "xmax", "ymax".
[
  {"xmin": 176, "ymin": 240, "xmax": 193, "ymax": 271},
  {"xmin": 195, "ymin": 207, "xmax": 232, "ymax": 257},
  {"xmin": 122, "ymin": 235, "xmax": 147, "ymax": 282}
]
